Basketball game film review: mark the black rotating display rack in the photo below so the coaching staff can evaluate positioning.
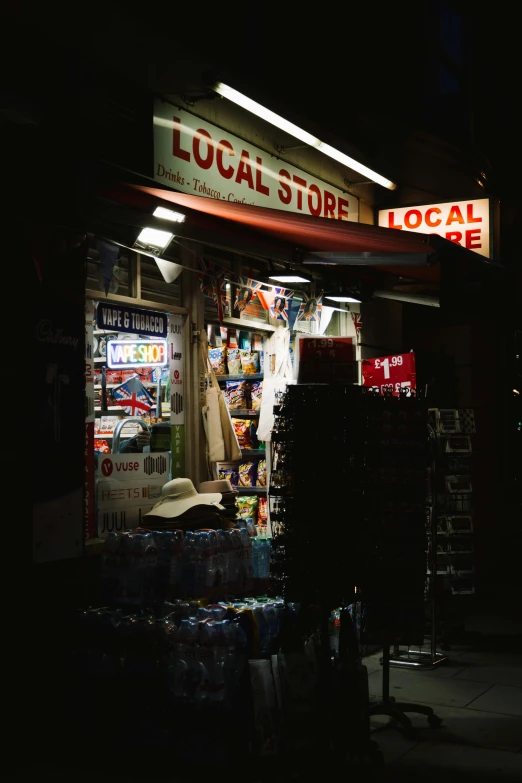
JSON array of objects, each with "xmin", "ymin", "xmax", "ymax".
[{"xmin": 269, "ymin": 384, "xmax": 442, "ymax": 739}]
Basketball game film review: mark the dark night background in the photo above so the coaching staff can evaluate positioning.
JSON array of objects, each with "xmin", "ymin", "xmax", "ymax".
[{"xmin": 2, "ymin": 0, "xmax": 521, "ymax": 776}]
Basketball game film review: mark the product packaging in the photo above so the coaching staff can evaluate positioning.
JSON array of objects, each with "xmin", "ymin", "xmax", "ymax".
[
  {"xmin": 226, "ymin": 348, "xmax": 242, "ymax": 375},
  {"xmin": 240, "ymin": 350, "xmax": 260, "ymax": 374},
  {"xmin": 209, "ymin": 346, "xmax": 227, "ymax": 375},
  {"xmin": 238, "ymin": 461, "xmax": 257, "ymax": 487}
]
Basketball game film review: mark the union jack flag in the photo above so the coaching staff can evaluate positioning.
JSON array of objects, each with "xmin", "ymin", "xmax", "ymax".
[
  {"xmin": 297, "ymin": 291, "xmax": 323, "ymax": 324},
  {"xmin": 197, "ymin": 257, "xmax": 228, "ymax": 323},
  {"xmin": 113, "ymin": 376, "xmax": 154, "ymax": 416},
  {"xmin": 351, "ymin": 312, "xmax": 363, "ymax": 337},
  {"xmin": 234, "ymin": 277, "xmax": 265, "ymax": 312},
  {"xmin": 270, "ymin": 287, "xmax": 294, "ymax": 320}
]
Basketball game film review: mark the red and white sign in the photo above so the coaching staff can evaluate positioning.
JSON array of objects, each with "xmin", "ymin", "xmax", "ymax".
[
  {"xmin": 378, "ymin": 198, "xmax": 490, "ymax": 259},
  {"xmin": 96, "ymin": 478, "xmax": 165, "ymax": 537},
  {"xmin": 362, "ymin": 352, "xmax": 416, "ymax": 396},
  {"xmin": 97, "ymin": 452, "xmax": 170, "ymax": 481},
  {"xmin": 154, "ymin": 101, "xmax": 359, "ymax": 221},
  {"xmin": 297, "ymin": 336, "xmax": 357, "ymax": 383}
]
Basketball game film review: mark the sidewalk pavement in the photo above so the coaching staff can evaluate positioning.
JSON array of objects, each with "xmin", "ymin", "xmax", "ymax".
[{"xmin": 364, "ymin": 642, "xmax": 522, "ymax": 780}]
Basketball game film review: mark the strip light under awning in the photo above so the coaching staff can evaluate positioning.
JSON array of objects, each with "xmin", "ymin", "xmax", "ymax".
[{"xmin": 212, "ymin": 81, "xmax": 398, "ymax": 191}]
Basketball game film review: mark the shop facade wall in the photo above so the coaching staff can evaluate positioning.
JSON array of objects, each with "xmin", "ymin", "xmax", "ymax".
[{"xmin": 403, "ymin": 308, "xmax": 508, "ymax": 598}]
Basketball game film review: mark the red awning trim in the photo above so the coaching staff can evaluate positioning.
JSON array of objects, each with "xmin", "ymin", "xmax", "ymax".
[{"xmin": 119, "ymin": 183, "xmax": 438, "ymax": 258}]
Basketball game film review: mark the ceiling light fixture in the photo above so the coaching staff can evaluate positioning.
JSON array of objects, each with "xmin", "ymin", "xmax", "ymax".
[
  {"xmin": 134, "ymin": 227, "xmax": 174, "ymax": 256},
  {"xmin": 325, "ymin": 295, "xmax": 362, "ymax": 303},
  {"xmin": 212, "ymin": 81, "xmax": 398, "ymax": 191},
  {"xmin": 153, "ymin": 206, "xmax": 186, "ymax": 223},
  {"xmin": 269, "ymin": 273, "xmax": 310, "ymax": 283}
]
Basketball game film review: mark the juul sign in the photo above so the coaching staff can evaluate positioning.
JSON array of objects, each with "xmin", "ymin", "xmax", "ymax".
[{"xmin": 378, "ymin": 198, "xmax": 491, "ymax": 259}]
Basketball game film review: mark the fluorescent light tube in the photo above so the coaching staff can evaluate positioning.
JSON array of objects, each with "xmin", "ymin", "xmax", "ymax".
[
  {"xmin": 325, "ymin": 295, "xmax": 362, "ymax": 303},
  {"xmin": 269, "ymin": 274, "xmax": 310, "ymax": 283},
  {"xmin": 213, "ymin": 81, "xmax": 398, "ymax": 191},
  {"xmin": 136, "ymin": 227, "xmax": 173, "ymax": 249},
  {"xmin": 213, "ymin": 82, "xmax": 321, "ymax": 148},
  {"xmin": 153, "ymin": 207, "xmax": 186, "ymax": 223}
]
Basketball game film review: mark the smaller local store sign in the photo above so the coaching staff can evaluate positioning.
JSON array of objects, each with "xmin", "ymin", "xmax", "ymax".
[
  {"xmin": 107, "ymin": 339, "xmax": 167, "ymax": 369},
  {"xmin": 378, "ymin": 198, "xmax": 491, "ymax": 259},
  {"xmin": 362, "ymin": 352, "xmax": 416, "ymax": 396},
  {"xmin": 97, "ymin": 303, "xmax": 168, "ymax": 338}
]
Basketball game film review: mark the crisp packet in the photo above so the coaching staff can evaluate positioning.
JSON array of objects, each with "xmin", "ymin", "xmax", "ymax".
[
  {"xmin": 257, "ymin": 496, "xmax": 268, "ymax": 525},
  {"xmin": 238, "ymin": 461, "xmax": 257, "ymax": 487},
  {"xmin": 236, "ymin": 495, "xmax": 259, "ymax": 520},
  {"xmin": 239, "ymin": 350, "xmax": 260, "ymax": 374},
  {"xmin": 250, "ymin": 381, "xmax": 263, "ymax": 410},
  {"xmin": 256, "ymin": 459, "xmax": 267, "ymax": 487},
  {"xmin": 234, "ymin": 419, "xmax": 252, "ymax": 449},
  {"xmin": 209, "ymin": 346, "xmax": 227, "ymax": 375},
  {"xmin": 226, "ymin": 347, "xmax": 242, "ymax": 375},
  {"xmin": 225, "ymin": 380, "xmax": 246, "ymax": 410},
  {"xmin": 219, "ymin": 466, "xmax": 239, "ymax": 485}
]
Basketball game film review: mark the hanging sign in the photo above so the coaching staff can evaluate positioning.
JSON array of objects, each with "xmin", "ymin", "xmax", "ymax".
[
  {"xmin": 362, "ymin": 352, "xmax": 416, "ymax": 395},
  {"xmin": 378, "ymin": 198, "xmax": 491, "ymax": 259},
  {"xmin": 153, "ymin": 101, "xmax": 359, "ymax": 221},
  {"xmin": 97, "ymin": 303, "xmax": 168, "ymax": 338},
  {"xmin": 297, "ymin": 336, "xmax": 357, "ymax": 384}
]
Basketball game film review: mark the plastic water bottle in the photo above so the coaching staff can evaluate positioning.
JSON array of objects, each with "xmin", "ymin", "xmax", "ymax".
[
  {"xmin": 228, "ymin": 529, "xmax": 242, "ymax": 596},
  {"xmin": 210, "ymin": 620, "xmax": 234, "ymax": 703},
  {"xmin": 194, "ymin": 531, "xmax": 214, "ymax": 599},
  {"xmin": 142, "ymin": 533, "xmax": 158, "ymax": 606},
  {"xmin": 217, "ymin": 530, "xmax": 230, "ymax": 597},
  {"xmin": 258, "ymin": 538, "xmax": 271, "ymax": 593},
  {"xmin": 239, "ymin": 528, "xmax": 254, "ymax": 595},
  {"xmin": 154, "ymin": 531, "xmax": 171, "ymax": 605},
  {"xmin": 181, "ymin": 532, "xmax": 197, "ymax": 598},
  {"xmin": 174, "ymin": 617, "xmax": 204, "ymax": 702},
  {"xmin": 167, "ymin": 530, "xmax": 183, "ymax": 600},
  {"xmin": 252, "ymin": 538, "xmax": 261, "ymax": 588}
]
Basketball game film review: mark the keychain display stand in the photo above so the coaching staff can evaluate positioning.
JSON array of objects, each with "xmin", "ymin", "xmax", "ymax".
[
  {"xmin": 388, "ymin": 423, "xmax": 449, "ymax": 670},
  {"xmin": 270, "ymin": 383, "xmax": 442, "ymax": 746}
]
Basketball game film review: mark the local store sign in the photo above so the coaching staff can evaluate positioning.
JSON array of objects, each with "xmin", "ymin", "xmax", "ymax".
[
  {"xmin": 378, "ymin": 198, "xmax": 491, "ymax": 259},
  {"xmin": 362, "ymin": 352, "xmax": 416, "ymax": 396},
  {"xmin": 153, "ymin": 100, "xmax": 359, "ymax": 221}
]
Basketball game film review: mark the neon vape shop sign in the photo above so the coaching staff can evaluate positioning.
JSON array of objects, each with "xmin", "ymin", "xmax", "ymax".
[{"xmin": 107, "ymin": 340, "xmax": 168, "ymax": 368}]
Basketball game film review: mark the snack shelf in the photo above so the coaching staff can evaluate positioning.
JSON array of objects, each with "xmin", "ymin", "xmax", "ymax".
[
  {"xmin": 228, "ymin": 409, "xmax": 260, "ymax": 418},
  {"xmin": 240, "ymin": 449, "xmax": 266, "ymax": 457},
  {"xmin": 216, "ymin": 373, "xmax": 263, "ymax": 382},
  {"xmin": 232, "ymin": 486, "xmax": 268, "ymax": 494}
]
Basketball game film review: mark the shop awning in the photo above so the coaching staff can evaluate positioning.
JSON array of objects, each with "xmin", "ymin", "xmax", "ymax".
[
  {"xmin": 101, "ymin": 182, "xmax": 437, "ymax": 258},
  {"xmin": 95, "ymin": 180, "xmax": 503, "ymax": 303}
]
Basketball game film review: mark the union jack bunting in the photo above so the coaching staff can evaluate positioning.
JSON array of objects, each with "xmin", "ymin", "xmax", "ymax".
[
  {"xmin": 113, "ymin": 376, "xmax": 154, "ymax": 417},
  {"xmin": 234, "ymin": 277, "xmax": 265, "ymax": 313},
  {"xmin": 296, "ymin": 291, "xmax": 323, "ymax": 324},
  {"xmin": 197, "ymin": 257, "xmax": 228, "ymax": 324},
  {"xmin": 269, "ymin": 287, "xmax": 294, "ymax": 320},
  {"xmin": 351, "ymin": 312, "xmax": 363, "ymax": 337}
]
